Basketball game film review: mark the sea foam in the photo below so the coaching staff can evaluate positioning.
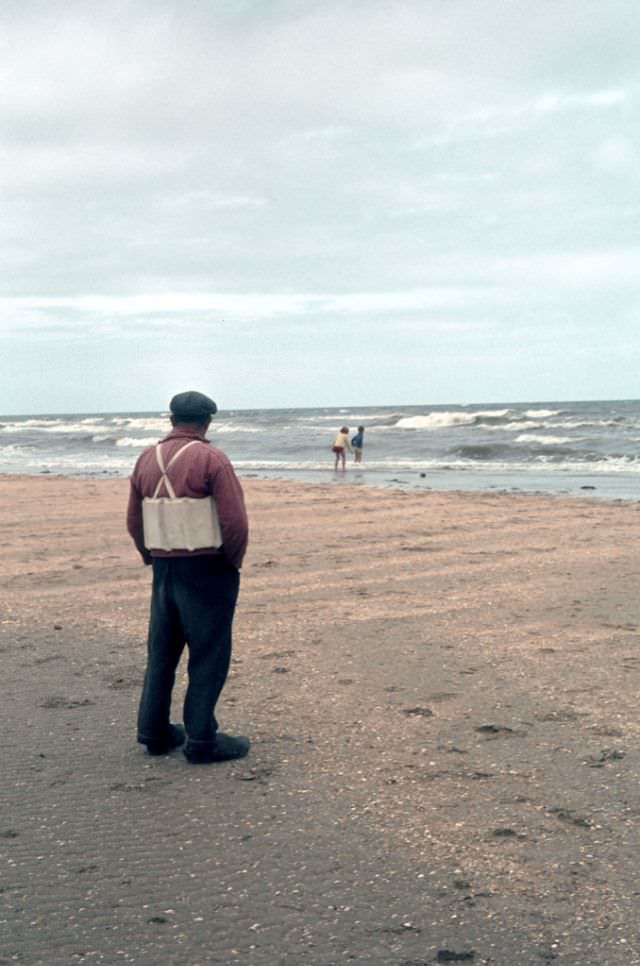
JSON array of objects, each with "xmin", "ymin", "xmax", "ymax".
[
  {"xmin": 395, "ymin": 412, "xmax": 478, "ymax": 429},
  {"xmin": 515, "ymin": 434, "xmax": 576, "ymax": 446}
]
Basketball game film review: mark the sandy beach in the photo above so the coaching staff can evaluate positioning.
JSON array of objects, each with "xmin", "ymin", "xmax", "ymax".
[{"xmin": 1, "ymin": 474, "xmax": 640, "ymax": 965}]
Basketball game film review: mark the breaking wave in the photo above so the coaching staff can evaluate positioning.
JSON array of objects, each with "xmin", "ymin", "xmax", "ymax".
[
  {"xmin": 524, "ymin": 409, "xmax": 561, "ymax": 418},
  {"xmin": 115, "ymin": 436, "xmax": 159, "ymax": 448},
  {"xmin": 395, "ymin": 412, "xmax": 479, "ymax": 430},
  {"xmin": 393, "ymin": 409, "xmax": 537, "ymax": 430},
  {"xmin": 515, "ymin": 434, "xmax": 577, "ymax": 446}
]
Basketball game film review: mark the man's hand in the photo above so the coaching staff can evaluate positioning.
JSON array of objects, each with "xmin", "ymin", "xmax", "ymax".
[{"xmin": 140, "ymin": 549, "xmax": 153, "ymax": 566}]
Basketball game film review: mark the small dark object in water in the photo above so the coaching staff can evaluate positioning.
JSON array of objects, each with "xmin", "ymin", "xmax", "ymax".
[{"xmin": 580, "ymin": 485, "xmax": 596, "ymax": 490}]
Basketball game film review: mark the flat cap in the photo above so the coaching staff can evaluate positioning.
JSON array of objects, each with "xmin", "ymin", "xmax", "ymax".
[{"xmin": 169, "ymin": 390, "xmax": 218, "ymax": 420}]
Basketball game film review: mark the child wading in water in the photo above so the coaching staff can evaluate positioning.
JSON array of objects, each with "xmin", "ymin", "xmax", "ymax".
[
  {"xmin": 351, "ymin": 426, "xmax": 365, "ymax": 463},
  {"xmin": 332, "ymin": 426, "xmax": 352, "ymax": 471}
]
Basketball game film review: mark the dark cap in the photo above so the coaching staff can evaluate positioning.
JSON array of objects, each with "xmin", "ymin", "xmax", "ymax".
[{"xmin": 169, "ymin": 390, "xmax": 218, "ymax": 421}]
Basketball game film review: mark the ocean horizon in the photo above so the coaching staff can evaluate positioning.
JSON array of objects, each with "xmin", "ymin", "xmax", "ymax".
[{"xmin": 1, "ymin": 399, "xmax": 639, "ymax": 501}]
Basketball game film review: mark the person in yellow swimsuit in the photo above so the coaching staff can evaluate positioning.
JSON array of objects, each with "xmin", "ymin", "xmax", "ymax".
[{"xmin": 331, "ymin": 425, "xmax": 352, "ymax": 471}]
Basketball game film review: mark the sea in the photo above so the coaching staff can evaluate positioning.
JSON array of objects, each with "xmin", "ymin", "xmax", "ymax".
[{"xmin": 1, "ymin": 400, "xmax": 639, "ymax": 501}]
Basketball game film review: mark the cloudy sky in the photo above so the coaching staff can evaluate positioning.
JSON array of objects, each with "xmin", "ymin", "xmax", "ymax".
[{"xmin": 2, "ymin": 0, "xmax": 639, "ymax": 414}]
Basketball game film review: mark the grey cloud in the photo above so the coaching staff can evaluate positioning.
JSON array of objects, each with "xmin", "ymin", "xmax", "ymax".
[{"xmin": 1, "ymin": 0, "xmax": 639, "ymax": 410}]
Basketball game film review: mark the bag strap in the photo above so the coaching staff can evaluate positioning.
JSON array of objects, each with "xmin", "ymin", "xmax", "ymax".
[{"xmin": 152, "ymin": 440, "xmax": 200, "ymax": 498}]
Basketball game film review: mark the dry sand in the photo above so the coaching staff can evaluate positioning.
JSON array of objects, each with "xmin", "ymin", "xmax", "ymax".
[{"xmin": 1, "ymin": 474, "xmax": 640, "ymax": 965}]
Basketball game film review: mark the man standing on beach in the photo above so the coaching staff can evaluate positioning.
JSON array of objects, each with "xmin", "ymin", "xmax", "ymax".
[{"xmin": 126, "ymin": 390, "xmax": 250, "ymax": 764}]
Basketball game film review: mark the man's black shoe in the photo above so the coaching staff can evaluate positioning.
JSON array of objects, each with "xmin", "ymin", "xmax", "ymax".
[
  {"xmin": 143, "ymin": 723, "xmax": 186, "ymax": 756},
  {"xmin": 184, "ymin": 732, "xmax": 250, "ymax": 764}
]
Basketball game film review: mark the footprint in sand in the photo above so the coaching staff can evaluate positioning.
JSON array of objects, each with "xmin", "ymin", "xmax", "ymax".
[
  {"xmin": 584, "ymin": 748, "xmax": 625, "ymax": 768},
  {"xmin": 108, "ymin": 675, "xmax": 141, "ymax": 690},
  {"xmin": 547, "ymin": 807, "xmax": 592, "ymax": 829},
  {"xmin": 40, "ymin": 696, "xmax": 94, "ymax": 709},
  {"xmin": 475, "ymin": 723, "xmax": 514, "ymax": 736}
]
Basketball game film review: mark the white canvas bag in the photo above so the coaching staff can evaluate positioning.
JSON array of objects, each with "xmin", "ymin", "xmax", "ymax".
[{"xmin": 142, "ymin": 441, "xmax": 222, "ymax": 551}]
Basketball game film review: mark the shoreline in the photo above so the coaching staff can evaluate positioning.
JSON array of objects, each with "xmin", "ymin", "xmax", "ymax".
[
  {"xmin": 2, "ymin": 465, "xmax": 638, "ymax": 504},
  {"xmin": 2, "ymin": 474, "xmax": 640, "ymax": 963}
]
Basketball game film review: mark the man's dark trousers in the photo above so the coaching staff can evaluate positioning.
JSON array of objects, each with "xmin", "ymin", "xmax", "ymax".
[{"xmin": 137, "ymin": 555, "xmax": 240, "ymax": 751}]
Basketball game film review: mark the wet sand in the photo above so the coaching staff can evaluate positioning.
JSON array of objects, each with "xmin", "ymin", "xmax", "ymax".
[{"xmin": 1, "ymin": 474, "xmax": 640, "ymax": 965}]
